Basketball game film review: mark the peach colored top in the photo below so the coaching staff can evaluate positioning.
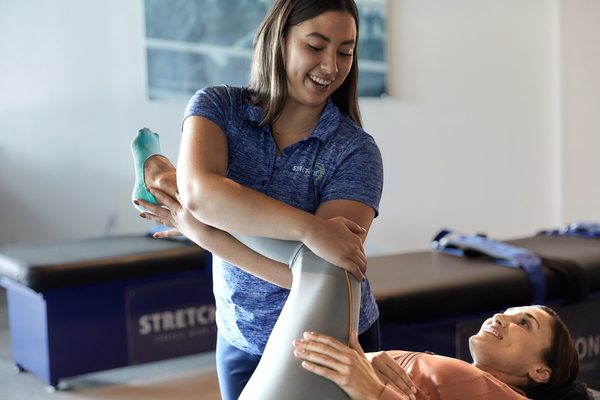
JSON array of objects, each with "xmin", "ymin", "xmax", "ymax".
[{"xmin": 379, "ymin": 351, "xmax": 528, "ymax": 400}]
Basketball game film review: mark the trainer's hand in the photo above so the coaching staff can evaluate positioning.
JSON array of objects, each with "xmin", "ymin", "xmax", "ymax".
[{"xmin": 302, "ymin": 217, "xmax": 367, "ymax": 282}]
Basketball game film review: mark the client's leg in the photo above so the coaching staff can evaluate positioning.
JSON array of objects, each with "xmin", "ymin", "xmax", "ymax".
[
  {"xmin": 143, "ymin": 156, "xmax": 176, "ymax": 196},
  {"xmin": 239, "ymin": 246, "xmax": 361, "ymax": 400}
]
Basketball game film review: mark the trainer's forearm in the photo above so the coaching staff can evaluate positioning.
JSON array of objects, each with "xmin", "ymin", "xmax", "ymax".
[
  {"xmin": 142, "ymin": 159, "xmax": 297, "ymax": 286},
  {"xmin": 177, "ymin": 172, "xmax": 317, "ymax": 243},
  {"xmin": 177, "ymin": 116, "xmax": 322, "ymax": 245}
]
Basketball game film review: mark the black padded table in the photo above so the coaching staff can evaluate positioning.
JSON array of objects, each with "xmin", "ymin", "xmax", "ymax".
[
  {"xmin": 0, "ymin": 235, "xmax": 209, "ymax": 291},
  {"xmin": 367, "ymin": 234, "xmax": 600, "ymax": 389},
  {"xmin": 0, "ymin": 235, "xmax": 213, "ymax": 390},
  {"xmin": 509, "ymin": 235, "xmax": 600, "ymax": 298}
]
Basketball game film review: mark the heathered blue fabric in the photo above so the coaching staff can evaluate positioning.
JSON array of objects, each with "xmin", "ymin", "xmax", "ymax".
[{"xmin": 184, "ymin": 85, "xmax": 384, "ymax": 355}]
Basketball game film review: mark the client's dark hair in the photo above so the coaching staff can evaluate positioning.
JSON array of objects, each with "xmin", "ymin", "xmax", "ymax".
[{"xmin": 525, "ymin": 305, "xmax": 582, "ymax": 400}]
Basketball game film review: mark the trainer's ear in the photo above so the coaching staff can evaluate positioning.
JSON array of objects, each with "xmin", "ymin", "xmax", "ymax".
[{"xmin": 528, "ymin": 364, "xmax": 551, "ymax": 384}]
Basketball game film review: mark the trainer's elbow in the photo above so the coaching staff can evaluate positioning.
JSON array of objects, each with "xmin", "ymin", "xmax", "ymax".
[{"xmin": 178, "ymin": 182, "xmax": 211, "ymax": 221}]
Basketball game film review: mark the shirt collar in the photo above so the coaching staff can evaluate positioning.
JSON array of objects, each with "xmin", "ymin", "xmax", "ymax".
[{"xmin": 241, "ymin": 97, "xmax": 341, "ymax": 142}]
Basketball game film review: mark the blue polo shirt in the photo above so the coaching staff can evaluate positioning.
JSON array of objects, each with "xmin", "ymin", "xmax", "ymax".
[{"xmin": 184, "ymin": 85, "xmax": 383, "ymax": 355}]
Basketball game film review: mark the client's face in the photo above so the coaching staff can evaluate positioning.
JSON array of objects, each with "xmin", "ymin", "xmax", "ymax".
[{"xmin": 468, "ymin": 306, "xmax": 553, "ymax": 379}]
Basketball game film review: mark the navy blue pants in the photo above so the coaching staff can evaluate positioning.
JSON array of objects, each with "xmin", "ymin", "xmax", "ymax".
[{"xmin": 215, "ymin": 319, "xmax": 381, "ymax": 400}]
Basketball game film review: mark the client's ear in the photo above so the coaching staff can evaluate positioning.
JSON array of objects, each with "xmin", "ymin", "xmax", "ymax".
[{"xmin": 528, "ymin": 365, "xmax": 551, "ymax": 384}]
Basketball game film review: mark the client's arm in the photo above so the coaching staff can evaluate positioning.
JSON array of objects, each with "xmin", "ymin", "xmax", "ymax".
[{"xmin": 293, "ymin": 332, "xmax": 415, "ymax": 400}]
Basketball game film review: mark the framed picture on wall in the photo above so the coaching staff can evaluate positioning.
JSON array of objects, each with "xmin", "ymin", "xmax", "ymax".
[{"xmin": 144, "ymin": 0, "xmax": 388, "ymax": 100}]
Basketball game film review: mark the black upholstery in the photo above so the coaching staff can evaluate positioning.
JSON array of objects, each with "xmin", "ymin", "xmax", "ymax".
[
  {"xmin": 0, "ymin": 235, "xmax": 207, "ymax": 292},
  {"xmin": 508, "ymin": 235, "xmax": 600, "ymax": 299},
  {"xmin": 368, "ymin": 251, "xmax": 534, "ymax": 323},
  {"xmin": 368, "ymin": 235, "xmax": 600, "ymax": 323}
]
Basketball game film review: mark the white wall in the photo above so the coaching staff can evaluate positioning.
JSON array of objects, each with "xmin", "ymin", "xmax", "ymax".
[
  {"xmin": 0, "ymin": 0, "xmax": 598, "ymax": 255},
  {"xmin": 560, "ymin": 0, "xmax": 600, "ymax": 223},
  {"xmin": 0, "ymin": 0, "xmax": 182, "ymax": 243},
  {"xmin": 364, "ymin": 0, "xmax": 560, "ymax": 253}
]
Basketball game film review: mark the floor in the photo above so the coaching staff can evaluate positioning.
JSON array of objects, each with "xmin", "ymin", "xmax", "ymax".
[{"xmin": 0, "ymin": 287, "xmax": 222, "ymax": 400}]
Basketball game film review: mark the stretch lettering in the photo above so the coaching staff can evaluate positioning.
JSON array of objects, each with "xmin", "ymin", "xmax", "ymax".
[
  {"xmin": 138, "ymin": 305, "xmax": 216, "ymax": 335},
  {"xmin": 574, "ymin": 334, "xmax": 600, "ymax": 360}
]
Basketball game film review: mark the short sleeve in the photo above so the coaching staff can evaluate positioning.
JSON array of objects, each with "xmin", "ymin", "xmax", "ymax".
[
  {"xmin": 183, "ymin": 85, "xmax": 232, "ymax": 134},
  {"xmin": 321, "ymin": 135, "xmax": 384, "ymax": 216}
]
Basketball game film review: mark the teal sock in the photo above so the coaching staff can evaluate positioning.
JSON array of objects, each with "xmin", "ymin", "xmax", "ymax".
[{"xmin": 131, "ymin": 127, "xmax": 162, "ymax": 212}]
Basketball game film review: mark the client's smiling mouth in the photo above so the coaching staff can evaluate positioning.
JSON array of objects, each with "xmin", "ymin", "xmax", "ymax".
[{"xmin": 482, "ymin": 325, "xmax": 503, "ymax": 340}]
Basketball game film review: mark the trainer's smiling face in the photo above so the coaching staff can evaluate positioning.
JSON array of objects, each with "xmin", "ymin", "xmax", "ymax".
[
  {"xmin": 469, "ymin": 306, "xmax": 553, "ymax": 383},
  {"xmin": 283, "ymin": 11, "xmax": 356, "ymax": 112}
]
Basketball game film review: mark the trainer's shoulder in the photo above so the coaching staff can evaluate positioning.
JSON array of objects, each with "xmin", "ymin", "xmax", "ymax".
[
  {"xmin": 194, "ymin": 84, "xmax": 247, "ymax": 103},
  {"xmin": 336, "ymin": 113, "xmax": 378, "ymax": 149}
]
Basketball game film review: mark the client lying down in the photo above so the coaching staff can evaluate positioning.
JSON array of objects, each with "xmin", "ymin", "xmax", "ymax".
[{"xmin": 294, "ymin": 305, "xmax": 587, "ymax": 400}]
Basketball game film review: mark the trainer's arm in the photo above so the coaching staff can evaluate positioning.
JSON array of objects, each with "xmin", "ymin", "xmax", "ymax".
[
  {"xmin": 176, "ymin": 116, "xmax": 367, "ymax": 280},
  {"xmin": 314, "ymin": 199, "xmax": 375, "ymax": 244}
]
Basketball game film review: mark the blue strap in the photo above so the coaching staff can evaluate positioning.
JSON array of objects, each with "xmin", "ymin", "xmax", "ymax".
[
  {"xmin": 539, "ymin": 221, "xmax": 600, "ymax": 238},
  {"xmin": 564, "ymin": 222, "xmax": 600, "ymax": 238},
  {"xmin": 432, "ymin": 229, "xmax": 546, "ymax": 304}
]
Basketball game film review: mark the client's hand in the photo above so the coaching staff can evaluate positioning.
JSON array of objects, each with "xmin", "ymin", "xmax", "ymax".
[
  {"xmin": 293, "ymin": 331, "xmax": 385, "ymax": 400},
  {"xmin": 367, "ymin": 352, "xmax": 416, "ymax": 400}
]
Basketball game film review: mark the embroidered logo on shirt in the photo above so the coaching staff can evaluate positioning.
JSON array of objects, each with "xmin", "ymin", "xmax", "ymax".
[
  {"xmin": 313, "ymin": 163, "xmax": 325, "ymax": 181},
  {"xmin": 292, "ymin": 163, "xmax": 326, "ymax": 181},
  {"xmin": 292, "ymin": 165, "xmax": 311, "ymax": 174}
]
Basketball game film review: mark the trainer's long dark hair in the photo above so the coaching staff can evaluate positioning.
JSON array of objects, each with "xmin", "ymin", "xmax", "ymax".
[
  {"xmin": 525, "ymin": 305, "xmax": 581, "ymax": 400},
  {"xmin": 248, "ymin": 0, "xmax": 361, "ymax": 127}
]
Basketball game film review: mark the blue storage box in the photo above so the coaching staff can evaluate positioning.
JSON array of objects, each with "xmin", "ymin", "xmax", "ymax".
[{"xmin": 0, "ymin": 235, "xmax": 213, "ymax": 389}]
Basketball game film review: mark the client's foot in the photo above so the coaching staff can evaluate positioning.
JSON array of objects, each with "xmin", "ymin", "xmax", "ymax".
[
  {"xmin": 144, "ymin": 155, "xmax": 177, "ymax": 197},
  {"xmin": 131, "ymin": 127, "xmax": 163, "ymax": 211}
]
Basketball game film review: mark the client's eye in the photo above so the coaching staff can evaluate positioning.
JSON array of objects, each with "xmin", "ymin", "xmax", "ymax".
[{"xmin": 519, "ymin": 318, "xmax": 529, "ymax": 328}]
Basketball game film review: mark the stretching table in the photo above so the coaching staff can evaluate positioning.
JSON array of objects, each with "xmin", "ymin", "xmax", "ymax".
[{"xmin": 367, "ymin": 234, "xmax": 600, "ymax": 389}]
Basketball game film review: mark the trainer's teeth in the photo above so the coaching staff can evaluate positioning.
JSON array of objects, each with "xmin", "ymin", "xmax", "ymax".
[{"xmin": 309, "ymin": 75, "xmax": 332, "ymax": 86}]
